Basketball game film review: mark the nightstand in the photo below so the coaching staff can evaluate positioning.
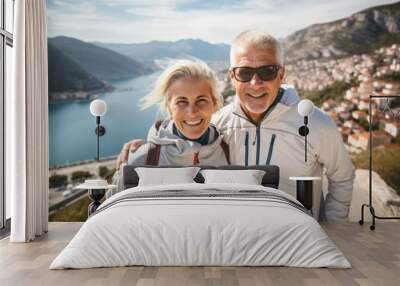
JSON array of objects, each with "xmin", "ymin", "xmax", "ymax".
[
  {"xmin": 289, "ymin": 176, "xmax": 321, "ymax": 213},
  {"xmin": 76, "ymin": 179, "xmax": 116, "ymax": 216}
]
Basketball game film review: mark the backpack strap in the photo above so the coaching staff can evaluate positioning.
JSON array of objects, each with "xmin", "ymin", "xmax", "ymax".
[
  {"xmin": 154, "ymin": 120, "xmax": 163, "ymax": 131},
  {"xmin": 145, "ymin": 120, "xmax": 163, "ymax": 166},
  {"xmin": 219, "ymin": 140, "xmax": 230, "ymax": 165},
  {"xmin": 146, "ymin": 143, "xmax": 161, "ymax": 166}
]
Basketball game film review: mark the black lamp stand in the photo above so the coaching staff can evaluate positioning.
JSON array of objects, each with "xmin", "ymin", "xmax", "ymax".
[
  {"xmin": 95, "ymin": 116, "xmax": 106, "ymax": 161},
  {"xmin": 88, "ymin": 189, "xmax": 107, "ymax": 216},
  {"xmin": 298, "ymin": 116, "xmax": 309, "ymax": 162},
  {"xmin": 87, "ymin": 116, "xmax": 107, "ymax": 216}
]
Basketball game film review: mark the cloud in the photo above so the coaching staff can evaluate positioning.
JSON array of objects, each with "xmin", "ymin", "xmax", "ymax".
[{"xmin": 46, "ymin": 0, "xmax": 399, "ymax": 44}]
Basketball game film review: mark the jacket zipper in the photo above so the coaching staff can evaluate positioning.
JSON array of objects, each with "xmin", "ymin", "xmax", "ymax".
[
  {"xmin": 245, "ymin": 132, "xmax": 249, "ymax": 166},
  {"xmin": 266, "ymin": 134, "xmax": 276, "ymax": 165},
  {"xmin": 256, "ymin": 125, "xmax": 261, "ymax": 165},
  {"xmin": 232, "ymin": 88, "xmax": 285, "ymax": 167}
]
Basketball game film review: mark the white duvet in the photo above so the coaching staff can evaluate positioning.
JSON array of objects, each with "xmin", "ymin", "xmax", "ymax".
[{"xmin": 50, "ymin": 183, "xmax": 350, "ymax": 269}]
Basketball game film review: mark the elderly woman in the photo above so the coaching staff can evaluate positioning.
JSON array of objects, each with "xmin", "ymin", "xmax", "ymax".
[{"xmin": 109, "ymin": 60, "xmax": 229, "ymax": 196}]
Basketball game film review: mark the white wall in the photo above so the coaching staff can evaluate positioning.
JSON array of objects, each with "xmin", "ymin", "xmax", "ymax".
[{"xmin": 5, "ymin": 44, "xmax": 12, "ymax": 219}]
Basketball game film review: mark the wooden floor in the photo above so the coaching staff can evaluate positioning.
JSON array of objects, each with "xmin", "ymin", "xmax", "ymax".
[{"xmin": 0, "ymin": 222, "xmax": 399, "ymax": 286}]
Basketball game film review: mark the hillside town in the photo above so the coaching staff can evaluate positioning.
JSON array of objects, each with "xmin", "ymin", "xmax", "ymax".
[{"xmin": 286, "ymin": 44, "xmax": 400, "ymax": 154}]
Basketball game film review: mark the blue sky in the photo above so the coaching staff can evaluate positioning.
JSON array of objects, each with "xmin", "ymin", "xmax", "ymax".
[{"xmin": 46, "ymin": 0, "xmax": 399, "ymax": 44}]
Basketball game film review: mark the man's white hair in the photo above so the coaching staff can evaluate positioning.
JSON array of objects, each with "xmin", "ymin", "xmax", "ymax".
[
  {"xmin": 140, "ymin": 59, "xmax": 223, "ymax": 114},
  {"xmin": 230, "ymin": 30, "xmax": 284, "ymax": 66}
]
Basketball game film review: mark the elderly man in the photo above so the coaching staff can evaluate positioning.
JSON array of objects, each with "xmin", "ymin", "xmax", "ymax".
[{"xmin": 116, "ymin": 30, "xmax": 355, "ymax": 222}]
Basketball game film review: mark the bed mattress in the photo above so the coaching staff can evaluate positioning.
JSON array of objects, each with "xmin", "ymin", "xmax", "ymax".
[{"xmin": 50, "ymin": 183, "xmax": 350, "ymax": 269}]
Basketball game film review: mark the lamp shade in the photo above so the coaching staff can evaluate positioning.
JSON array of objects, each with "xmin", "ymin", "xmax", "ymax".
[
  {"xmin": 90, "ymin": 99, "xmax": 107, "ymax": 117},
  {"xmin": 297, "ymin": 99, "xmax": 314, "ymax": 117}
]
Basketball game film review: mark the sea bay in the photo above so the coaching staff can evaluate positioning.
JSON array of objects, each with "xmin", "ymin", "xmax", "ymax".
[{"xmin": 49, "ymin": 72, "xmax": 162, "ymax": 167}]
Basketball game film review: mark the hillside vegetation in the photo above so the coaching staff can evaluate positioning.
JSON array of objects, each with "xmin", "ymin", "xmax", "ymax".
[
  {"xmin": 300, "ymin": 80, "xmax": 359, "ymax": 106},
  {"xmin": 352, "ymin": 145, "xmax": 400, "ymax": 195}
]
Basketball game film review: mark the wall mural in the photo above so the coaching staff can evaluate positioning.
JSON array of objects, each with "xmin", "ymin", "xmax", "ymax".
[{"xmin": 46, "ymin": 0, "xmax": 400, "ymax": 222}]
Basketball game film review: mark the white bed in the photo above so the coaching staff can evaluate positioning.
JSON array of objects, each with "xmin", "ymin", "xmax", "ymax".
[{"xmin": 50, "ymin": 183, "xmax": 350, "ymax": 269}]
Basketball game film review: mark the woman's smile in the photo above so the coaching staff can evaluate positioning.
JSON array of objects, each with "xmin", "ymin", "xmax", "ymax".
[
  {"xmin": 183, "ymin": 119, "xmax": 203, "ymax": 126},
  {"xmin": 168, "ymin": 77, "xmax": 215, "ymax": 140}
]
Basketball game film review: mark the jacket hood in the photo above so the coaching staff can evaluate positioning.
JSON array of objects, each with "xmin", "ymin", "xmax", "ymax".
[
  {"xmin": 148, "ymin": 120, "xmax": 224, "ymax": 157},
  {"xmin": 279, "ymin": 84, "xmax": 301, "ymax": 106}
]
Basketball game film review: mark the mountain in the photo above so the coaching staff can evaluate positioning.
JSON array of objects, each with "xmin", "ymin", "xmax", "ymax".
[
  {"xmin": 48, "ymin": 36, "xmax": 152, "ymax": 81},
  {"xmin": 95, "ymin": 1, "xmax": 400, "ymax": 67},
  {"xmin": 94, "ymin": 39, "xmax": 230, "ymax": 70},
  {"xmin": 283, "ymin": 1, "xmax": 400, "ymax": 63},
  {"xmin": 48, "ymin": 43, "xmax": 108, "ymax": 96}
]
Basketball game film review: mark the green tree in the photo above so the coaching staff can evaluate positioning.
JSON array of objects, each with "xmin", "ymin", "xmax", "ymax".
[
  {"xmin": 301, "ymin": 79, "xmax": 360, "ymax": 107},
  {"xmin": 376, "ymin": 71, "xmax": 400, "ymax": 83},
  {"xmin": 49, "ymin": 173, "xmax": 68, "ymax": 188},
  {"xmin": 71, "ymin": 170, "xmax": 93, "ymax": 183},
  {"xmin": 98, "ymin": 166, "xmax": 116, "ymax": 183},
  {"xmin": 355, "ymin": 118, "xmax": 379, "ymax": 131},
  {"xmin": 222, "ymin": 88, "xmax": 235, "ymax": 101}
]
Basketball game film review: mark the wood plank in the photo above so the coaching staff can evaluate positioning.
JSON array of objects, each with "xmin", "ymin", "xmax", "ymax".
[{"xmin": 0, "ymin": 222, "xmax": 399, "ymax": 286}]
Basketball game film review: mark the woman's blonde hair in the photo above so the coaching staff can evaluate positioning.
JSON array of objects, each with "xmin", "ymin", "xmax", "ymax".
[{"xmin": 139, "ymin": 59, "xmax": 223, "ymax": 114}]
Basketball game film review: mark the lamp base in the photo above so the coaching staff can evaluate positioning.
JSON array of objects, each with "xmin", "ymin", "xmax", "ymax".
[
  {"xmin": 87, "ymin": 188, "xmax": 106, "ymax": 216},
  {"xmin": 289, "ymin": 177, "xmax": 321, "ymax": 214},
  {"xmin": 296, "ymin": 180, "xmax": 313, "ymax": 211},
  {"xmin": 359, "ymin": 203, "xmax": 400, "ymax": 231}
]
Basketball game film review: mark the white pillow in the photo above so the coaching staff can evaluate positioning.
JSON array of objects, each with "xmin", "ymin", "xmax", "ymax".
[
  {"xmin": 135, "ymin": 167, "xmax": 200, "ymax": 186},
  {"xmin": 200, "ymin": 169, "xmax": 266, "ymax": 185}
]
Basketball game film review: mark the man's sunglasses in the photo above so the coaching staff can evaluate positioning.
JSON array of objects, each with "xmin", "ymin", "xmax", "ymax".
[{"xmin": 230, "ymin": 65, "xmax": 281, "ymax": 82}]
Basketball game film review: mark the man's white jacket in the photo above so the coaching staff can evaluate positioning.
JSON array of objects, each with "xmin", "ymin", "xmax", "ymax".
[{"xmin": 212, "ymin": 85, "xmax": 355, "ymax": 222}]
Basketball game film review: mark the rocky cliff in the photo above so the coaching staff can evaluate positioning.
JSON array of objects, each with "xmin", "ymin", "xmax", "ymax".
[{"xmin": 284, "ymin": 1, "xmax": 400, "ymax": 63}]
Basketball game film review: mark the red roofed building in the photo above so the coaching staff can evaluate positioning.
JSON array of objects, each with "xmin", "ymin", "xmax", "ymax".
[
  {"xmin": 348, "ymin": 131, "xmax": 391, "ymax": 150},
  {"xmin": 384, "ymin": 121, "xmax": 400, "ymax": 137}
]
